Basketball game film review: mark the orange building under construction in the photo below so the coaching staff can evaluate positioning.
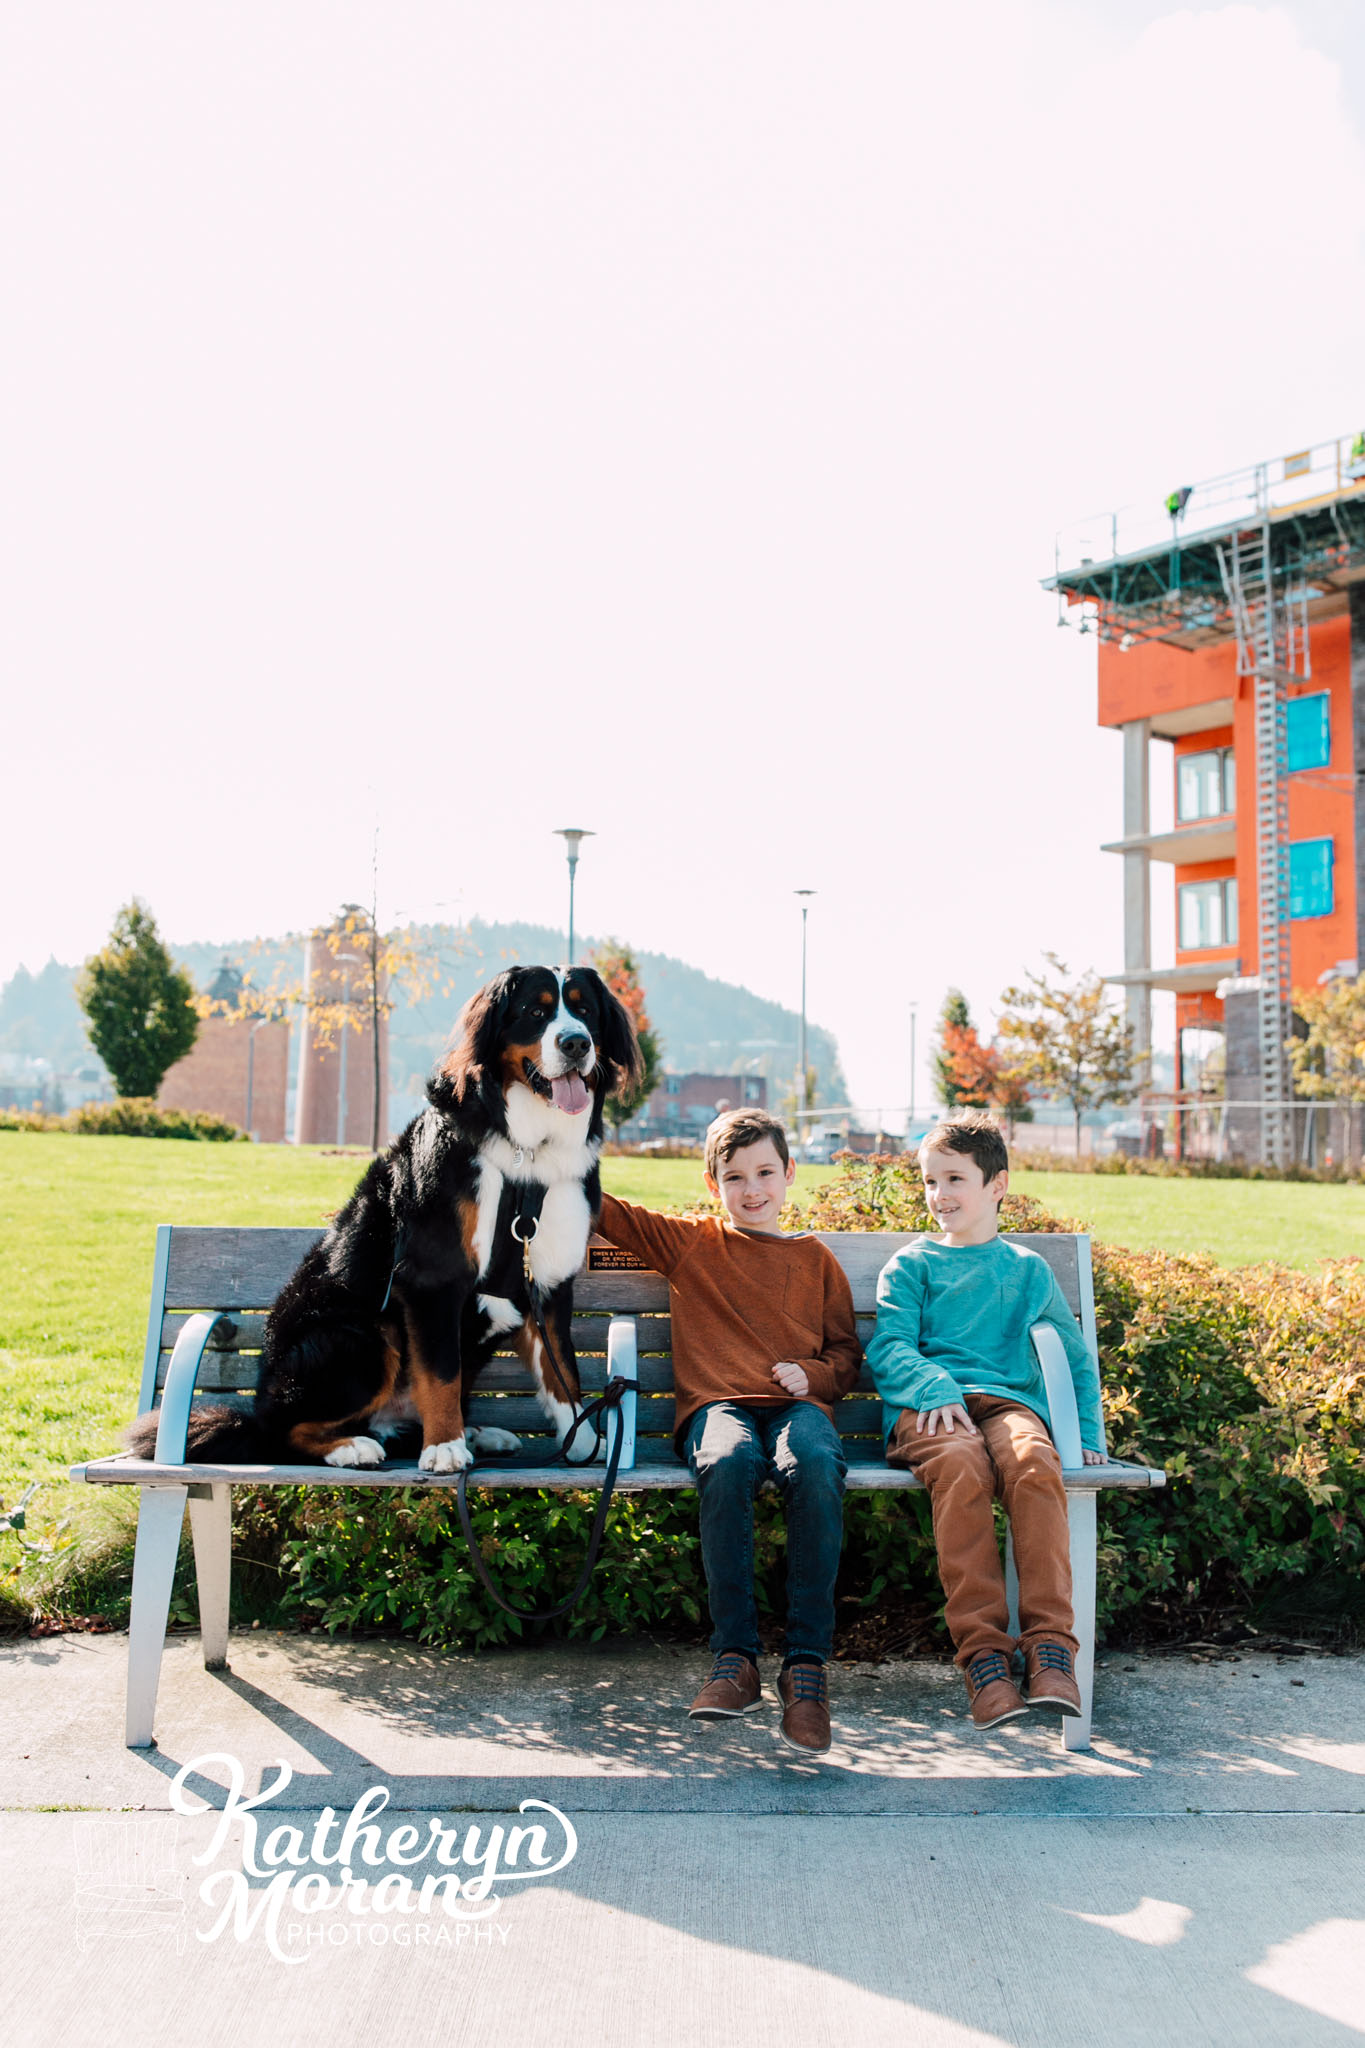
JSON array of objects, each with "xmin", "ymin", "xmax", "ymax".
[{"xmin": 1048, "ymin": 431, "xmax": 1365, "ymax": 1163}]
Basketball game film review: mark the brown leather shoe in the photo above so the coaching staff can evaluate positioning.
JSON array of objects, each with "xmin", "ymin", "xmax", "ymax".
[
  {"xmin": 964, "ymin": 1648, "xmax": 1029, "ymax": 1729},
  {"xmin": 777, "ymin": 1660, "xmax": 831, "ymax": 1754},
  {"xmin": 688, "ymin": 1652, "xmax": 763, "ymax": 1719},
  {"xmin": 1023, "ymin": 1640, "xmax": 1082, "ymax": 1716}
]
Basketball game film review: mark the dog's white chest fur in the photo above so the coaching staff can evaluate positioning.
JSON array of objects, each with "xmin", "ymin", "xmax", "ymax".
[{"xmin": 472, "ymin": 1102, "xmax": 598, "ymax": 1299}]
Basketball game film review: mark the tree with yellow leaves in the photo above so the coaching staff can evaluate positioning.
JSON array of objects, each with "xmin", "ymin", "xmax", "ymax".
[
  {"xmin": 1289, "ymin": 972, "xmax": 1365, "ymax": 1167},
  {"xmin": 997, "ymin": 953, "xmax": 1137, "ymax": 1154}
]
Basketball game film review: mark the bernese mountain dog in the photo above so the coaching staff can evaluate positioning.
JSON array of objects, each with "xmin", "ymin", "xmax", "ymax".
[{"xmin": 131, "ymin": 965, "xmax": 641, "ymax": 1473}]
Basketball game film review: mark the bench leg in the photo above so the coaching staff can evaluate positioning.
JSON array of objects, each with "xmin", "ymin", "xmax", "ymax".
[
  {"xmin": 1004, "ymin": 1527, "xmax": 1020, "ymax": 1639},
  {"xmin": 188, "ymin": 1483, "xmax": 232, "ymax": 1671},
  {"xmin": 126, "ymin": 1486, "xmax": 188, "ymax": 1749},
  {"xmin": 1062, "ymin": 1491, "xmax": 1097, "ymax": 1752}
]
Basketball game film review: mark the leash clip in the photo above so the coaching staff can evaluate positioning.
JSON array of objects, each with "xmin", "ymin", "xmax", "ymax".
[{"xmin": 510, "ymin": 1210, "xmax": 539, "ymax": 1287}]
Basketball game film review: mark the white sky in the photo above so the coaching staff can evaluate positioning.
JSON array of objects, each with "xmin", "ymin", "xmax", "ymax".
[{"xmin": 4, "ymin": 2, "xmax": 1365, "ymax": 1112}]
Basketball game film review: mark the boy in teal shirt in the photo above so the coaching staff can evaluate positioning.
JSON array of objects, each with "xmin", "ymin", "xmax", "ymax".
[{"xmin": 866, "ymin": 1113, "xmax": 1106, "ymax": 1729}]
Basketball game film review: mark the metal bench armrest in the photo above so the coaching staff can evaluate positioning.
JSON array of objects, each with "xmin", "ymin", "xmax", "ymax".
[
  {"xmin": 153, "ymin": 1314, "xmax": 222, "ymax": 1464},
  {"xmin": 1029, "ymin": 1320, "xmax": 1091, "ymax": 1473}
]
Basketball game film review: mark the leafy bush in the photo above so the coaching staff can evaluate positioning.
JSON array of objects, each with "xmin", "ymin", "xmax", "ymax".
[
  {"xmin": 1090, "ymin": 1247, "xmax": 1365, "ymax": 1629},
  {"xmin": 803, "ymin": 1149, "xmax": 1078, "ymax": 1235},
  {"xmin": 232, "ymin": 1150, "xmax": 1365, "ymax": 1651},
  {"xmin": 0, "ymin": 1099, "xmax": 246, "ymax": 1141}
]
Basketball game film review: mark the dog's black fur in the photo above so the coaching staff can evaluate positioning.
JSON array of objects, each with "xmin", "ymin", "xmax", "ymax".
[{"xmin": 130, "ymin": 966, "xmax": 640, "ymax": 1471}]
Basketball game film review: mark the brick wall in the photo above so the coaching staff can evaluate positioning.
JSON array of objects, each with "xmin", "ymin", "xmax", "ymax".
[{"xmin": 157, "ymin": 1017, "xmax": 290, "ymax": 1141}]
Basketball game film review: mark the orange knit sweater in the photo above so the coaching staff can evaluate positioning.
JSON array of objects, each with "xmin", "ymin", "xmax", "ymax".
[{"xmin": 596, "ymin": 1195, "xmax": 862, "ymax": 1448}]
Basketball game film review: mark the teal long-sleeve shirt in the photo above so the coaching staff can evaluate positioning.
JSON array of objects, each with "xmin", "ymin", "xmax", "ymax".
[{"xmin": 865, "ymin": 1234, "xmax": 1105, "ymax": 1455}]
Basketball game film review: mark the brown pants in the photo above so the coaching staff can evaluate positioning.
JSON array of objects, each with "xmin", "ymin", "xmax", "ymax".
[{"xmin": 887, "ymin": 1395, "xmax": 1076, "ymax": 1668}]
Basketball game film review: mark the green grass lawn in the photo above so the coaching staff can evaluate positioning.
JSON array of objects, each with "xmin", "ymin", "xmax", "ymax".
[
  {"xmin": 0, "ymin": 1138, "xmax": 831, "ymax": 1507},
  {"xmin": 2, "ymin": 1132, "xmax": 1362, "ymax": 1618},
  {"xmin": 1011, "ymin": 1169, "xmax": 1365, "ymax": 1272}
]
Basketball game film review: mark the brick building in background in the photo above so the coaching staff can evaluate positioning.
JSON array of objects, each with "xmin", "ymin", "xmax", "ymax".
[
  {"xmin": 629, "ymin": 1071, "xmax": 767, "ymax": 1142},
  {"xmin": 294, "ymin": 913, "xmax": 388, "ymax": 1149},
  {"xmin": 157, "ymin": 960, "xmax": 290, "ymax": 1141},
  {"xmin": 1048, "ymin": 430, "xmax": 1365, "ymax": 1163}
]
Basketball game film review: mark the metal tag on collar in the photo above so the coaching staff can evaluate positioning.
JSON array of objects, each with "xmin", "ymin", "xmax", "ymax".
[{"xmin": 510, "ymin": 1209, "xmax": 539, "ymax": 1287}]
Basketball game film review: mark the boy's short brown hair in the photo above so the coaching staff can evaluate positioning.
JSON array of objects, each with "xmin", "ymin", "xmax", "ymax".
[
  {"xmin": 704, "ymin": 1107, "xmax": 791, "ymax": 1181},
  {"xmin": 918, "ymin": 1110, "xmax": 1008, "ymax": 1184}
]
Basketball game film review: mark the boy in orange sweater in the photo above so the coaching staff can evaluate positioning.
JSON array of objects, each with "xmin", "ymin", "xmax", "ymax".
[{"xmin": 597, "ymin": 1108, "xmax": 861, "ymax": 1755}]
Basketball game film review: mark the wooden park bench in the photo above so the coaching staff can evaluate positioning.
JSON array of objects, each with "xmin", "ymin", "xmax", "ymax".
[{"xmin": 73, "ymin": 1224, "xmax": 1165, "ymax": 1753}]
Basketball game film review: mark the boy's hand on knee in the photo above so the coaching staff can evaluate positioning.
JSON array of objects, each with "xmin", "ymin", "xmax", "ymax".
[
  {"xmin": 917, "ymin": 1404, "xmax": 978, "ymax": 1437},
  {"xmin": 771, "ymin": 1361, "xmax": 810, "ymax": 1398}
]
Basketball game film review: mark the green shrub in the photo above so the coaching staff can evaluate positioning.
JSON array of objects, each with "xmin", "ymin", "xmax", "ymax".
[
  {"xmin": 1011, "ymin": 1147, "xmax": 1362, "ymax": 1183},
  {"xmin": 803, "ymin": 1149, "xmax": 1079, "ymax": 1235},
  {"xmin": 232, "ymin": 1150, "xmax": 1365, "ymax": 1650},
  {"xmin": 0, "ymin": 1099, "xmax": 246, "ymax": 1141}
]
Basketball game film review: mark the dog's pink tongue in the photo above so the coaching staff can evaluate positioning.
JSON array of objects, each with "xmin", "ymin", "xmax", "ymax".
[{"xmin": 551, "ymin": 1073, "xmax": 591, "ymax": 1115}]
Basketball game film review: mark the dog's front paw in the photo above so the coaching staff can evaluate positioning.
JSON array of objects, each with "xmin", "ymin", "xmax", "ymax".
[
  {"xmin": 419, "ymin": 1437, "xmax": 474, "ymax": 1474},
  {"xmin": 324, "ymin": 1436, "xmax": 386, "ymax": 1469},
  {"xmin": 560, "ymin": 1426, "xmax": 603, "ymax": 1466},
  {"xmin": 467, "ymin": 1426, "xmax": 522, "ymax": 1457}
]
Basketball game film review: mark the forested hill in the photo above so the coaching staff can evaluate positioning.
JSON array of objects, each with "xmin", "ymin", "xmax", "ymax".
[{"xmin": 0, "ymin": 919, "xmax": 848, "ymax": 1113}]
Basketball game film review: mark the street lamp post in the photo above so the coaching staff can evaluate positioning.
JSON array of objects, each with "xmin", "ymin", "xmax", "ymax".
[
  {"xmin": 909, "ymin": 1001, "xmax": 918, "ymax": 1131},
  {"xmin": 794, "ymin": 890, "xmax": 815, "ymax": 1150},
  {"xmin": 244, "ymin": 1016, "xmax": 270, "ymax": 1140},
  {"xmin": 554, "ymin": 829, "xmax": 595, "ymax": 965}
]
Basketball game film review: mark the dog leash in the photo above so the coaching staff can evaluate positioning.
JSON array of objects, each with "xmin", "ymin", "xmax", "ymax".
[
  {"xmin": 458, "ymin": 1179, "xmax": 639, "ymax": 1624},
  {"xmin": 454, "ymin": 1373, "xmax": 637, "ymax": 1623}
]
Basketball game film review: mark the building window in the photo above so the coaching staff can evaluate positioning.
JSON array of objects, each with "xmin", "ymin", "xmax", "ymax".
[
  {"xmin": 1286, "ymin": 693, "xmax": 1330, "ymax": 773},
  {"xmin": 1178, "ymin": 877, "xmax": 1238, "ymax": 950},
  {"xmin": 1290, "ymin": 837, "xmax": 1334, "ymax": 919},
  {"xmin": 665, "ymin": 1076, "xmax": 679, "ymax": 1095},
  {"xmin": 1177, "ymin": 747, "xmax": 1235, "ymax": 822}
]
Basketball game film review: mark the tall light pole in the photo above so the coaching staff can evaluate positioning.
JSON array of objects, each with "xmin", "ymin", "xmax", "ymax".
[
  {"xmin": 909, "ymin": 1001, "xmax": 918, "ymax": 1131},
  {"xmin": 795, "ymin": 890, "xmax": 815, "ymax": 1148},
  {"xmin": 244, "ymin": 1015, "xmax": 270, "ymax": 1141},
  {"xmin": 554, "ymin": 829, "xmax": 595, "ymax": 964}
]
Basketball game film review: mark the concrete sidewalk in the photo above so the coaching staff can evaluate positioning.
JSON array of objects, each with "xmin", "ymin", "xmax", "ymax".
[{"xmin": 3, "ymin": 1633, "xmax": 1363, "ymax": 2046}]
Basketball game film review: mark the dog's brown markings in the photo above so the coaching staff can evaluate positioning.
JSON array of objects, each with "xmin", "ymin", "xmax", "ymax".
[
  {"xmin": 289, "ymin": 1419, "xmax": 365, "ymax": 1458},
  {"xmin": 408, "ymin": 1360, "xmax": 465, "ymax": 1449},
  {"xmin": 457, "ymin": 1196, "xmax": 480, "ymax": 1267},
  {"xmin": 500, "ymin": 1040, "xmax": 547, "ymax": 1091},
  {"xmin": 514, "ymin": 1313, "xmax": 580, "ymax": 1407},
  {"xmin": 402, "ymin": 1312, "xmax": 466, "ymax": 1448},
  {"xmin": 286, "ymin": 1337, "xmax": 403, "ymax": 1459}
]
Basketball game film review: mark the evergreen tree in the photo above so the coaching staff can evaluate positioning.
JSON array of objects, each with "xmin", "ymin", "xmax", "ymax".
[{"xmin": 77, "ymin": 901, "xmax": 198, "ymax": 1097}]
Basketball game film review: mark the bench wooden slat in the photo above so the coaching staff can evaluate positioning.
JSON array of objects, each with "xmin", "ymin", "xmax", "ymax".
[
  {"xmin": 157, "ymin": 1225, "xmax": 1084, "ymax": 1320},
  {"xmin": 157, "ymin": 1355, "xmax": 261, "ymax": 1393},
  {"xmin": 459, "ymin": 1394, "xmax": 887, "ymax": 1437},
  {"xmin": 162, "ymin": 1344, "xmax": 897, "ymax": 1401},
  {"xmin": 164, "ymin": 1228, "xmax": 326, "ymax": 1310},
  {"xmin": 156, "ymin": 1309, "xmax": 691, "ymax": 1356}
]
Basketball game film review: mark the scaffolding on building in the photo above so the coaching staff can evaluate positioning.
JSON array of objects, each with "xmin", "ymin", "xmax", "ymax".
[{"xmin": 1046, "ymin": 427, "xmax": 1365, "ymax": 1169}]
